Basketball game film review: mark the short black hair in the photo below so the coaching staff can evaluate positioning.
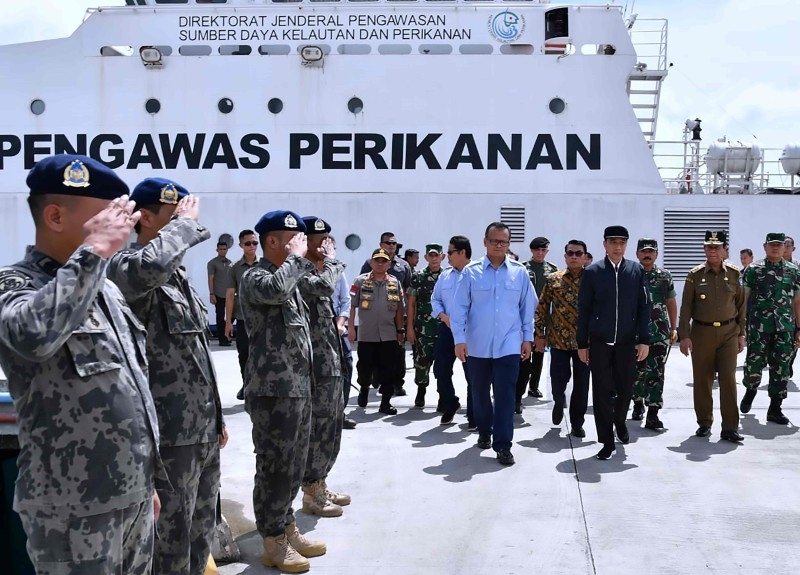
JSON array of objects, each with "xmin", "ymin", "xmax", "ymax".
[
  {"xmin": 449, "ymin": 235, "xmax": 472, "ymax": 258},
  {"xmin": 585, "ymin": 252, "xmax": 593, "ymax": 260},
  {"xmin": 484, "ymin": 222, "xmax": 509, "ymax": 238},
  {"xmin": 380, "ymin": 232, "xmax": 396, "ymax": 243},
  {"xmin": 786, "ymin": 236, "xmax": 795, "ymax": 247},
  {"xmin": 740, "ymin": 248, "xmax": 753, "ymax": 257},
  {"xmin": 239, "ymin": 229, "xmax": 255, "ymax": 240},
  {"xmin": 404, "ymin": 249, "xmax": 419, "ymax": 258},
  {"xmin": 565, "ymin": 239, "xmax": 587, "ymax": 253},
  {"xmin": 133, "ymin": 203, "xmax": 165, "ymax": 234}
]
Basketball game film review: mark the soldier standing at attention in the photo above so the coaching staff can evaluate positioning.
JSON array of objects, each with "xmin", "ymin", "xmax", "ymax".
[
  {"xmin": 107, "ymin": 179, "xmax": 227, "ymax": 575},
  {"xmin": 407, "ymin": 243, "xmax": 445, "ymax": 407},
  {"xmin": 739, "ymin": 233, "xmax": 800, "ymax": 425},
  {"xmin": 297, "ymin": 216, "xmax": 351, "ymax": 518},
  {"xmin": 520, "ymin": 237, "xmax": 558, "ymax": 407},
  {"xmin": 207, "ymin": 240, "xmax": 233, "ymax": 346},
  {"xmin": 0, "ymin": 154, "xmax": 161, "ymax": 573},
  {"xmin": 679, "ymin": 230, "xmax": 747, "ymax": 442},
  {"xmin": 631, "ymin": 238, "xmax": 678, "ymax": 431},
  {"xmin": 240, "ymin": 210, "xmax": 324, "ymax": 573}
]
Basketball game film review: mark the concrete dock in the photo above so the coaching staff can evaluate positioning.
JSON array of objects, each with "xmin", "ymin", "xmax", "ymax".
[{"xmin": 213, "ymin": 346, "xmax": 800, "ymax": 575}]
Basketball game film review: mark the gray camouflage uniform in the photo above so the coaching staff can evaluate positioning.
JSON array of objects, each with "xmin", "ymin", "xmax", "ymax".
[
  {"xmin": 298, "ymin": 259, "xmax": 347, "ymax": 484},
  {"xmin": 240, "ymin": 254, "xmax": 315, "ymax": 537},
  {"xmin": 0, "ymin": 246, "xmax": 160, "ymax": 575},
  {"xmin": 107, "ymin": 217, "xmax": 224, "ymax": 575}
]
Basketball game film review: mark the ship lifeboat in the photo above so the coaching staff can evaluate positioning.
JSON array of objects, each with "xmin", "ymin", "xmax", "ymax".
[
  {"xmin": 705, "ymin": 141, "xmax": 762, "ymax": 176},
  {"xmin": 780, "ymin": 144, "xmax": 800, "ymax": 176}
]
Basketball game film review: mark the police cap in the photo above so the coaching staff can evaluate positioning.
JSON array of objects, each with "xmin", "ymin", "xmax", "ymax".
[
  {"xmin": 704, "ymin": 230, "xmax": 726, "ymax": 245},
  {"xmin": 130, "ymin": 177, "xmax": 189, "ymax": 209},
  {"xmin": 302, "ymin": 216, "xmax": 332, "ymax": 235},
  {"xmin": 604, "ymin": 226, "xmax": 629, "ymax": 240},
  {"xmin": 255, "ymin": 210, "xmax": 306, "ymax": 235},
  {"xmin": 372, "ymin": 248, "xmax": 392, "ymax": 260},
  {"xmin": 27, "ymin": 154, "xmax": 129, "ymax": 199},
  {"xmin": 637, "ymin": 238, "xmax": 658, "ymax": 251}
]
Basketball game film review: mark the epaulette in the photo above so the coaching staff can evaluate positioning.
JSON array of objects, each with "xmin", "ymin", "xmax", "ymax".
[
  {"xmin": 689, "ymin": 263, "xmax": 706, "ymax": 273},
  {"xmin": 724, "ymin": 261, "xmax": 740, "ymax": 271}
]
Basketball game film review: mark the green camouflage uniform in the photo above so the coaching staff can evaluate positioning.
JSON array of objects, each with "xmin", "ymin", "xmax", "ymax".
[
  {"xmin": 743, "ymin": 258, "xmax": 800, "ymax": 398},
  {"xmin": 634, "ymin": 265, "xmax": 676, "ymax": 407},
  {"xmin": 410, "ymin": 267, "xmax": 442, "ymax": 386}
]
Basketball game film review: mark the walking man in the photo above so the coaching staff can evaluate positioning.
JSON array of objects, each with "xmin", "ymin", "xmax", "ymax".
[
  {"xmin": 208, "ymin": 240, "xmax": 233, "ymax": 345},
  {"xmin": 451, "ymin": 222, "xmax": 536, "ymax": 466},
  {"xmin": 577, "ymin": 225, "xmax": 650, "ymax": 460},
  {"xmin": 679, "ymin": 230, "xmax": 747, "ymax": 442}
]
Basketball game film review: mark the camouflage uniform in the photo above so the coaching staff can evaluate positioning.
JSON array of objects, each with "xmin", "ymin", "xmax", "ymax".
[
  {"xmin": 519, "ymin": 259, "xmax": 558, "ymax": 400},
  {"xmin": 298, "ymin": 260, "xmax": 347, "ymax": 484},
  {"xmin": 0, "ymin": 246, "xmax": 160, "ymax": 575},
  {"xmin": 240, "ymin": 255, "xmax": 315, "ymax": 537},
  {"xmin": 743, "ymin": 259, "xmax": 800, "ymax": 398},
  {"xmin": 634, "ymin": 265, "xmax": 676, "ymax": 407},
  {"xmin": 107, "ymin": 217, "xmax": 224, "ymax": 575},
  {"xmin": 410, "ymin": 267, "xmax": 442, "ymax": 386}
]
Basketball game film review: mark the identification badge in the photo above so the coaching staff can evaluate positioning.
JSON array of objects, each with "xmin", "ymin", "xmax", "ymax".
[{"xmin": 361, "ymin": 300, "xmax": 371, "ymax": 309}]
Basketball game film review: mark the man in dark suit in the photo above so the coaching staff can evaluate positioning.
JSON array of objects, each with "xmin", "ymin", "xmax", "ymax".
[{"xmin": 577, "ymin": 225, "xmax": 651, "ymax": 460}]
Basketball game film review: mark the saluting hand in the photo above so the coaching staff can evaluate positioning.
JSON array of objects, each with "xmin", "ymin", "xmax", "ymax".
[
  {"xmin": 83, "ymin": 195, "xmax": 140, "ymax": 259},
  {"xmin": 287, "ymin": 233, "xmax": 307, "ymax": 258},
  {"xmin": 680, "ymin": 338, "xmax": 692, "ymax": 357},
  {"xmin": 173, "ymin": 194, "xmax": 200, "ymax": 221},
  {"xmin": 319, "ymin": 237, "xmax": 336, "ymax": 260}
]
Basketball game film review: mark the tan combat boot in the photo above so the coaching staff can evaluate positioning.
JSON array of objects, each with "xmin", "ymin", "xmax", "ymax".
[
  {"xmin": 301, "ymin": 480, "xmax": 343, "ymax": 517},
  {"xmin": 286, "ymin": 522, "xmax": 327, "ymax": 558},
  {"xmin": 262, "ymin": 533, "xmax": 310, "ymax": 573},
  {"xmin": 321, "ymin": 478, "xmax": 351, "ymax": 506}
]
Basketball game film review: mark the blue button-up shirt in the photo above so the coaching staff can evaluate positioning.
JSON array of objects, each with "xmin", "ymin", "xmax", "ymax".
[
  {"xmin": 451, "ymin": 256, "xmax": 537, "ymax": 359},
  {"xmin": 333, "ymin": 272, "xmax": 350, "ymax": 319},
  {"xmin": 431, "ymin": 265, "xmax": 465, "ymax": 318}
]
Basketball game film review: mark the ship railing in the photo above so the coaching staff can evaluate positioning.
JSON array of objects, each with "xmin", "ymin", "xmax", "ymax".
[{"xmin": 628, "ymin": 18, "xmax": 668, "ymax": 73}]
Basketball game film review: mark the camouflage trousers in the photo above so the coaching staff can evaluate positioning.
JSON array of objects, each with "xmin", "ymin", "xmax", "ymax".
[
  {"xmin": 247, "ymin": 395, "xmax": 312, "ymax": 537},
  {"xmin": 303, "ymin": 375, "xmax": 344, "ymax": 484},
  {"xmin": 154, "ymin": 442, "xmax": 221, "ymax": 575},
  {"xmin": 743, "ymin": 329, "xmax": 794, "ymax": 398},
  {"xmin": 633, "ymin": 338, "xmax": 669, "ymax": 407},
  {"xmin": 18, "ymin": 498, "xmax": 154, "ymax": 575},
  {"xmin": 412, "ymin": 320, "xmax": 438, "ymax": 386}
]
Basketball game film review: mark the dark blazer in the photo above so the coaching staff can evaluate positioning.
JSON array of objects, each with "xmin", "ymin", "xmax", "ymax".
[{"xmin": 576, "ymin": 256, "xmax": 651, "ymax": 347}]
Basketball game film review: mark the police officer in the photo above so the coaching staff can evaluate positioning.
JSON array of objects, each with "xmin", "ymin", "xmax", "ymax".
[
  {"xmin": 106, "ymin": 178, "xmax": 226, "ymax": 575},
  {"xmin": 0, "ymin": 154, "xmax": 161, "ymax": 574},
  {"xmin": 297, "ymin": 216, "xmax": 351, "ymax": 518},
  {"xmin": 407, "ymin": 243, "xmax": 444, "ymax": 407},
  {"xmin": 679, "ymin": 230, "xmax": 747, "ymax": 442},
  {"xmin": 350, "ymin": 248, "xmax": 406, "ymax": 415},
  {"xmin": 739, "ymin": 232, "xmax": 800, "ymax": 425},
  {"xmin": 631, "ymin": 238, "xmax": 678, "ymax": 430},
  {"xmin": 240, "ymin": 210, "xmax": 324, "ymax": 573}
]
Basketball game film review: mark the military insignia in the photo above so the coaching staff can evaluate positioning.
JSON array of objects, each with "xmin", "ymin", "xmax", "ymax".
[
  {"xmin": 63, "ymin": 160, "xmax": 90, "ymax": 188},
  {"xmin": 361, "ymin": 300, "xmax": 370, "ymax": 309},
  {"xmin": 709, "ymin": 232, "xmax": 718, "ymax": 241},
  {"xmin": 85, "ymin": 307, "xmax": 108, "ymax": 330},
  {"xmin": 314, "ymin": 219, "xmax": 326, "ymax": 231},
  {"xmin": 0, "ymin": 269, "xmax": 30, "ymax": 293},
  {"xmin": 160, "ymin": 183, "xmax": 179, "ymax": 204},
  {"xmin": 284, "ymin": 214, "xmax": 298, "ymax": 228},
  {"xmin": 700, "ymin": 294, "xmax": 706, "ymax": 300}
]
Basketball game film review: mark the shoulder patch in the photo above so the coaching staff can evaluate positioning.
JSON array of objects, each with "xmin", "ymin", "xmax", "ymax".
[
  {"xmin": 689, "ymin": 263, "xmax": 706, "ymax": 273},
  {"xmin": 725, "ymin": 262, "xmax": 740, "ymax": 271},
  {"xmin": 0, "ymin": 269, "xmax": 32, "ymax": 293}
]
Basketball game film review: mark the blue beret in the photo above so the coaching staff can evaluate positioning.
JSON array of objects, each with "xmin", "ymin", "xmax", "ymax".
[
  {"xmin": 26, "ymin": 154, "xmax": 129, "ymax": 199},
  {"xmin": 130, "ymin": 177, "xmax": 189, "ymax": 209},
  {"xmin": 255, "ymin": 210, "xmax": 306, "ymax": 235},
  {"xmin": 302, "ymin": 216, "xmax": 332, "ymax": 235}
]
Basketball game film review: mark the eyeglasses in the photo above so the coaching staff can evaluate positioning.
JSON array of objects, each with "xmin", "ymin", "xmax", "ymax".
[
  {"xmin": 447, "ymin": 249, "xmax": 459, "ymax": 255},
  {"xmin": 566, "ymin": 250, "xmax": 584, "ymax": 257},
  {"xmin": 487, "ymin": 240, "xmax": 510, "ymax": 247},
  {"xmin": 242, "ymin": 241, "xmax": 258, "ymax": 247},
  {"xmin": 381, "ymin": 241, "xmax": 398, "ymax": 245}
]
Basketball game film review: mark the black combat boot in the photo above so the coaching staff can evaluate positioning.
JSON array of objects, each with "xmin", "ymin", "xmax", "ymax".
[
  {"xmin": 631, "ymin": 399, "xmax": 645, "ymax": 421},
  {"xmin": 740, "ymin": 388, "xmax": 757, "ymax": 413},
  {"xmin": 644, "ymin": 406, "xmax": 663, "ymax": 430},
  {"xmin": 414, "ymin": 386, "xmax": 425, "ymax": 408},
  {"xmin": 766, "ymin": 397, "xmax": 790, "ymax": 425}
]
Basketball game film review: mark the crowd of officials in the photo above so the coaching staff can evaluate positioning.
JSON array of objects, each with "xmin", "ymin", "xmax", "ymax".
[{"xmin": 1, "ymin": 152, "xmax": 799, "ymax": 573}]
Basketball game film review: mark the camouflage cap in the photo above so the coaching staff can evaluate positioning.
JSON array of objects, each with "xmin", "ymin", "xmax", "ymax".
[
  {"xmin": 302, "ymin": 216, "xmax": 332, "ymax": 235},
  {"xmin": 26, "ymin": 154, "xmax": 129, "ymax": 199},
  {"xmin": 766, "ymin": 232, "xmax": 786, "ymax": 244},
  {"xmin": 637, "ymin": 238, "xmax": 658, "ymax": 251},
  {"xmin": 425, "ymin": 244, "xmax": 443, "ymax": 254},
  {"xmin": 130, "ymin": 177, "xmax": 189, "ymax": 209},
  {"xmin": 254, "ymin": 210, "xmax": 306, "ymax": 235}
]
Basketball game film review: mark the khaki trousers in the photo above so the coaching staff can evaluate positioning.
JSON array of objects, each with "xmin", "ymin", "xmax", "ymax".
[{"xmin": 690, "ymin": 323, "xmax": 740, "ymax": 431}]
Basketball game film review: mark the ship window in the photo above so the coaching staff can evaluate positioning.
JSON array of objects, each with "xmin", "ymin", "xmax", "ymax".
[
  {"xmin": 218, "ymin": 98, "xmax": 234, "ymax": 114},
  {"xmin": 100, "ymin": 46, "xmax": 133, "ymax": 56},
  {"xmin": 548, "ymin": 97, "xmax": 565, "ymax": 114},
  {"xmin": 219, "ymin": 45, "xmax": 252, "ymax": 56},
  {"xmin": 500, "ymin": 206, "xmax": 525, "ymax": 243},
  {"xmin": 378, "ymin": 44, "xmax": 412, "ymax": 55},
  {"xmin": 459, "ymin": 44, "xmax": 493, "ymax": 55},
  {"xmin": 499, "ymin": 44, "xmax": 534, "ymax": 55},
  {"xmin": 347, "ymin": 97, "xmax": 364, "ymax": 114},
  {"xmin": 310, "ymin": 0, "xmax": 342, "ymax": 2},
  {"xmin": 545, "ymin": 7, "xmax": 569, "ymax": 40},
  {"xmin": 155, "ymin": 0, "xmax": 188, "ymax": 4},
  {"xmin": 419, "ymin": 44, "xmax": 452, "ymax": 55},
  {"xmin": 30, "ymin": 100, "xmax": 45, "ymax": 116},
  {"xmin": 345, "ymin": 234, "xmax": 361, "ymax": 251},
  {"xmin": 268, "ymin": 98, "xmax": 284, "ymax": 114},
  {"xmin": 154, "ymin": 45, "xmax": 173, "ymax": 56},
  {"xmin": 179, "ymin": 45, "xmax": 212, "ymax": 56},
  {"xmin": 297, "ymin": 44, "xmax": 331, "ymax": 55},
  {"xmin": 196, "ymin": 0, "xmax": 227, "ymax": 3},
  {"xmin": 580, "ymin": 44, "xmax": 616, "ymax": 56},
  {"xmin": 259, "ymin": 45, "xmax": 292, "ymax": 56},
  {"xmin": 145, "ymin": 99, "xmax": 161, "ymax": 114},
  {"xmin": 337, "ymin": 44, "xmax": 371, "ymax": 55}
]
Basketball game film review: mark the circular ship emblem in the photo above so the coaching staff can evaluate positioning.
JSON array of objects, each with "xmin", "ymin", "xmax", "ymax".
[{"xmin": 489, "ymin": 10, "xmax": 526, "ymax": 43}]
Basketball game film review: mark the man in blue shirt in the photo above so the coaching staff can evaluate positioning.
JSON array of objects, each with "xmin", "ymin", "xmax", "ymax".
[{"xmin": 451, "ymin": 223, "xmax": 537, "ymax": 465}]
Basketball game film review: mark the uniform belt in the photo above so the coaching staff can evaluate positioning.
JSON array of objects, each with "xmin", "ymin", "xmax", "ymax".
[{"xmin": 693, "ymin": 317, "xmax": 737, "ymax": 327}]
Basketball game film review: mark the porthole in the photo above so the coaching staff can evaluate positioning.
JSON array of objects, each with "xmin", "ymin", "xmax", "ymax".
[
  {"xmin": 30, "ymin": 99, "xmax": 45, "ymax": 115},
  {"xmin": 218, "ymin": 98, "xmax": 234, "ymax": 114},
  {"xmin": 145, "ymin": 98, "xmax": 161, "ymax": 114},
  {"xmin": 548, "ymin": 97, "xmax": 566, "ymax": 114},
  {"xmin": 345, "ymin": 234, "xmax": 361, "ymax": 251},
  {"xmin": 268, "ymin": 98, "xmax": 283, "ymax": 114},
  {"xmin": 347, "ymin": 97, "xmax": 363, "ymax": 114}
]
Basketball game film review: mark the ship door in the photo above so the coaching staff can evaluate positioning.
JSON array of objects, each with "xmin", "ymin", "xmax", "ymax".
[{"xmin": 544, "ymin": 8, "xmax": 569, "ymax": 55}]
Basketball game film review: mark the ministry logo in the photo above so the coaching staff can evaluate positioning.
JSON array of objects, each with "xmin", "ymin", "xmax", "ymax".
[{"xmin": 488, "ymin": 10, "xmax": 526, "ymax": 43}]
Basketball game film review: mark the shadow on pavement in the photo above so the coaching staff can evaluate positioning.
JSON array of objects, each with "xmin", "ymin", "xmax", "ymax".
[
  {"xmin": 561, "ymin": 446, "xmax": 638, "ymax": 482},
  {"xmin": 423, "ymin": 446, "xmax": 507, "ymax": 482},
  {"xmin": 384, "ymin": 408, "xmax": 440, "ymax": 427},
  {"xmin": 518, "ymin": 427, "xmax": 573, "ymax": 454},
  {"xmin": 740, "ymin": 415, "xmax": 798, "ymax": 440},
  {"xmin": 667, "ymin": 435, "xmax": 740, "ymax": 462},
  {"xmin": 406, "ymin": 424, "xmax": 470, "ymax": 448},
  {"xmin": 222, "ymin": 404, "xmax": 246, "ymax": 417},
  {"xmin": 346, "ymin": 410, "xmax": 385, "ymax": 424}
]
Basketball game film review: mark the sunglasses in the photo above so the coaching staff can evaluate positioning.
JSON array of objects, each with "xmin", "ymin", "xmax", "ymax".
[
  {"xmin": 447, "ymin": 249, "xmax": 459, "ymax": 255},
  {"xmin": 565, "ymin": 250, "xmax": 584, "ymax": 257},
  {"xmin": 381, "ymin": 241, "xmax": 398, "ymax": 245},
  {"xmin": 242, "ymin": 241, "xmax": 258, "ymax": 247}
]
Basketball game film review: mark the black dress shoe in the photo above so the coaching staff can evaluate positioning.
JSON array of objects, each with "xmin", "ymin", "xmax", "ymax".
[
  {"xmin": 571, "ymin": 426, "xmax": 586, "ymax": 438},
  {"xmin": 631, "ymin": 400, "xmax": 645, "ymax": 421},
  {"xmin": 497, "ymin": 449, "xmax": 515, "ymax": 465},
  {"xmin": 342, "ymin": 418, "xmax": 357, "ymax": 430},
  {"xmin": 720, "ymin": 430, "xmax": 744, "ymax": 442},
  {"xmin": 357, "ymin": 386, "xmax": 369, "ymax": 408},
  {"xmin": 476, "ymin": 434, "xmax": 492, "ymax": 449},
  {"xmin": 414, "ymin": 387, "xmax": 425, "ymax": 408},
  {"xmin": 514, "ymin": 401, "xmax": 523, "ymax": 415},
  {"xmin": 440, "ymin": 402, "xmax": 461, "ymax": 425},
  {"xmin": 436, "ymin": 401, "xmax": 444, "ymax": 413},
  {"xmin": 528, "ymin": 387, "xmax": 543, "ymax": 398},
  {"xmin": 695, "ymin": 425, "xmax": 712, "ymax": 437},
  {"xmin": 552, "ymin": 404, "xmax": 564, "ymax": 425},
  {"xmin": 616, "ymin": 422, "xmax": 630, "ymax": 444},
  {"xmin": 378, "ymin": 403, "xmax": 397, "ymax": 416},
  {"xmin": 236, "ymin": 387, "xmax": 245, "ymax": 401},
  {"xmin": 596, "ymin": 444, "xmax": 616, "ymax": 460},
  {"xmin": 740, "ymin": 389, "xmax": 757, "ymax": 414}
]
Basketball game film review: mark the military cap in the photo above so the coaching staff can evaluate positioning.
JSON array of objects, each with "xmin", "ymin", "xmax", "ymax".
[
  {"xmin": 130, "ymin": 177, "xmax": 189, "ymax": 209},
  {"xmin": 766, "ymin": 232, "xmax": 786, "ymax": 244},
  {"xmin": 302, "ymin": 216, "xmax": 332, "ymax": 235},
  {"xmin": 603, "ymin": 225, "xmax": 629, "ymax": 240},
  {"xmin": 637, "ymin": 238, "xmax": 658, "ymax": 251},
  {"xmin": 254, "ymin": 210, "xmax": 306, "ymax": 235},
  {"xmin": 372, "ymin": 248, "xmax": 392, "ymax": 260},
  {"xmin": 529, "ymin": 236, "xmax": 550, "ymax": 249},
  {"xmin": 26, "ymin": 153, "xmax": 129, "ymax": 199},
  {"xmin": 704, "ymin": 230, "xmax": 726, "ymax": 245},
  {"xmin": 425, "ymin": 244, "xmax": 443, "ymax": 255}
]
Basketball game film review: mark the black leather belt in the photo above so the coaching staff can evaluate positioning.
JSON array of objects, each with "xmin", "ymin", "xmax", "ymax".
[{"xmin": 693, "ymin": 317, "xmax": 737, "ymax": 327}]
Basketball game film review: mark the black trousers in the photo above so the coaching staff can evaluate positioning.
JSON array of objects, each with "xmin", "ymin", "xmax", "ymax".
[
  {"xmin": 214, "ymin": 297, "xmax": 229, "ymax": 344},
  {"xmin": 356, "ymin": 340, "xmax": 402, "ymax": 399},
  {"xmin": 340, "ymin": 333, "xmax": 353, "ymax": 405},
  {"xmin": 589, "ymin": 341, "xmax": 636, "ymax": 446},
  {"xmin": 550, "ymin": 348, "xmax": 591, "ymax": 427},
  {"xmin": 235, "ymin": 319, "xmax": 249, "ymax": 383},
  {"xmin": 515, "ymin": 349, "xmax": 545, "ymax": 402}
]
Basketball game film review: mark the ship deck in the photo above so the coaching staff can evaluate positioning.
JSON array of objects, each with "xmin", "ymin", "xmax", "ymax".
[{"xmin": 213, "ymin": 345, "xmax": 799, "ymax": 574}]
